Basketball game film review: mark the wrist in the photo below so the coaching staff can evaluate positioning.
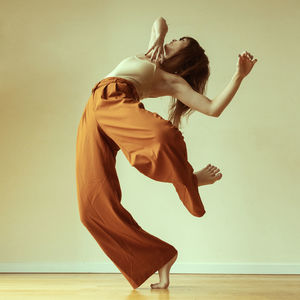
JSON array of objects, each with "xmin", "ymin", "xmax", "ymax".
[
  {"xmin": 233, "ymin": 72, "xmax": 245, "ymax": 81},
  {"xmin": 154, "ymin": 18, "xmax": 168, "ymax": 41}
]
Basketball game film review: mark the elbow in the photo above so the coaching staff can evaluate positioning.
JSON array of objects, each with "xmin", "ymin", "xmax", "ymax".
[
  {"xmin": 209, "ymin": 108, "xmax": 221, "ymax": 118},
  {"xmin": 208, "ymin": 102, "xmax": 221, "ymax": 117},
  {"xmin": 156, "ymin": 17, "xmax": 167, "ymax": 25}
]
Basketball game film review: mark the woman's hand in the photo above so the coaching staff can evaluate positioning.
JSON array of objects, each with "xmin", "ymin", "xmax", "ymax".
[
  {"xmin": 236, "ymin": 51, "xmax": 258, "ymax": 78},
  {"xmin": 145, "ymin": 36, "xmax": 166, "ymax": 64}
]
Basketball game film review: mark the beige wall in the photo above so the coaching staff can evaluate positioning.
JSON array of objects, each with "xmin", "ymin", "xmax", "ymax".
[{"xmin": 1, "ymin": 0, "xmax": 299, "ymax": 274}]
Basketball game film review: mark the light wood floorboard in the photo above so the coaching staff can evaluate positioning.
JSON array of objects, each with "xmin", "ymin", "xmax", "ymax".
[{"xmin": 0, "ymin": 273, "xmax": 299, "ymax": 300}]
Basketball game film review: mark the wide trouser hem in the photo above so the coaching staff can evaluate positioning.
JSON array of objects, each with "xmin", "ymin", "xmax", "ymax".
[{"xmin": 127, "ymin": 247, "xmax": 178, "ymax": 289}]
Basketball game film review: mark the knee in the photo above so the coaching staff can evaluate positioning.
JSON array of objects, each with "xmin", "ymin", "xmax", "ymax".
[
  {"xmin": 192, "ymin": 210, "xmax": 206, "ymax": 218},
  {"xmin": 79, "ymin": 211, "xmax": 90, "ymax": 226},
  {"xmin": 154, "ymin": 124, "xmax": 180, "ymax": 146},
  {"xmin": 78, "ymin": 202, "xmax": 94, "ymax": 226}
]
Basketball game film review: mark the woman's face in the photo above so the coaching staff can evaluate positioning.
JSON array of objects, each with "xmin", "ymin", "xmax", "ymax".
[{"xmin": 164, "ymin": 37, "xmax": 189, "ymax": 58}]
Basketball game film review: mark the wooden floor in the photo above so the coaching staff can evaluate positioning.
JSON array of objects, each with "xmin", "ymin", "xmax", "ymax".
[{"xmin": 0, "ymin": 273, "xmax": 299, "ymax": 300}]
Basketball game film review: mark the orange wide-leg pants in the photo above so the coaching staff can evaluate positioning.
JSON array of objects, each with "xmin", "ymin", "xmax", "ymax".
[{"xmin": 75, "ymin": 77, "xmax": 206, "ymax": 289}]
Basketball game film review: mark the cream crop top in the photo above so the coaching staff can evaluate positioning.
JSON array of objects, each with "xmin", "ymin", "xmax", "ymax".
[{"xmin": 103, "ymin": 55, "xmax": 157, "ymax": 100}]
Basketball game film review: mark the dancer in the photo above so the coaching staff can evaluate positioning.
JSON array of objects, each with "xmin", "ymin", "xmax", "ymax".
[{"xmin": 75, "ymin": 17, "xmax": 257, "ymax": 290}]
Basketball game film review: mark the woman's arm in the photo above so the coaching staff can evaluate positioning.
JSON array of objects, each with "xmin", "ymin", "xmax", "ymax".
[
  {"xmin": 171, "ymin": 52, "xmax": 257, "ymax": 117},
  {"xmin": 152, "ymin": 17, "xmax": 168, "ymax": 41},
  {"xmin": 145, "ymin": 17, "xmax": 168, "ymax": 62},
  {"xmin": 211, "ymin": 51, "xmax": 257, "ymax": 117},
  {"xmin": 210, "ymin": 72, "xmax": 244, "ymax": 117}
]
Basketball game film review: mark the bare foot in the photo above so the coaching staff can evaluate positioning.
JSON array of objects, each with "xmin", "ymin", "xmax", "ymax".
[
  {"xmin": 150, "ymin": 253, "xmax": 178, "ymax": 289},
  {"xmin": 195, "ymin": 164, "xmax": 222, "ymax": 186}
]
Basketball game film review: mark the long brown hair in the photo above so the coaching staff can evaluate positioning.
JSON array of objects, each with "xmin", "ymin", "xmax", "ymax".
[{"xmin": 159, "ymin": 37, "xmax": 210, "ymax": 129}]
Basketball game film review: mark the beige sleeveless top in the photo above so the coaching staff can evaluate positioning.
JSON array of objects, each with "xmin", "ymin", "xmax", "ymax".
[{"xmin": 104, "ymin": 55, "xmax": 157, "ymax": 100}]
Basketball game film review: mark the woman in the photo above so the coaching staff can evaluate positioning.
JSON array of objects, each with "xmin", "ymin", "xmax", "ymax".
[{"xmin": 75, "ymin": 17, "xmax": 257, "ymax": 290}]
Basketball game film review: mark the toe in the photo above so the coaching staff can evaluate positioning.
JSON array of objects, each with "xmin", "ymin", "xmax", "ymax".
[
  {"xmin": 214, "ymin": 168, "xmax": 220, "ymax": 174},
  {"xmin": 215, "ymin": 173, "xmax": 222, "ymax": 180},
  {"xmin": 209, "ymin": 166, "xmax": 216, "ymax": 173}
]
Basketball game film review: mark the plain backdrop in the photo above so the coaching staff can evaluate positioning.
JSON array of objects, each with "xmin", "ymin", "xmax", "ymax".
[{"xmin": 1, "ymin": 0, "xmax": 299, "ymax": 274}]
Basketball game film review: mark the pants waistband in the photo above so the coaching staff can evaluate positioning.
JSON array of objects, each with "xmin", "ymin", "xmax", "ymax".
[{"xmin": 92, "ymin": 77, "xmax": 140, "ymax": 100}]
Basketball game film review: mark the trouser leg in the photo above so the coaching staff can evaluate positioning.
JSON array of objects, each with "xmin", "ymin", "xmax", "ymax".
[
  {"xmin": 76, "ymin": 97, "xmax": 177, "ymax": 289},
  {"xmin": 92, "ymin": 77, "xmax": 206, "ymax": 217}
]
